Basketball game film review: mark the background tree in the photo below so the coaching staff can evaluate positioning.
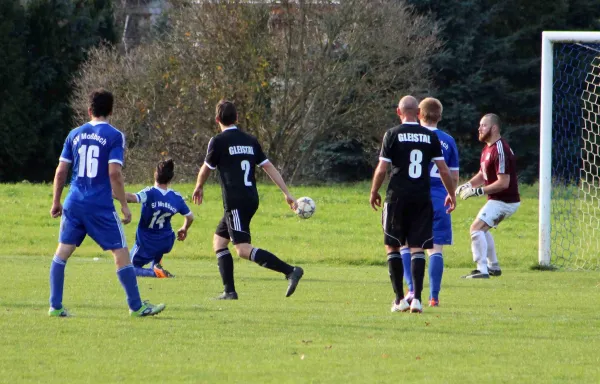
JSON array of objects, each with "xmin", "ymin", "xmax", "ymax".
[
  {"xmin": 0, "ymin": 0, "xmax": 30, "ymax": 182},
  {"xmin": 408, "ymin": 0, "xmax": 600, "ymax": 183},
  {"xmin": 72, "ymin": 0, "xmax": 441, "ymax": 183}
]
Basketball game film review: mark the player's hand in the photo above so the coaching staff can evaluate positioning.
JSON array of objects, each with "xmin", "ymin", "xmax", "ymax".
[
  {"xmin": 50, "ymin": 202, "xmax": 63, "ymax": 218},
  {"xmin": 285, "ymin": 194, "xmax": 297, "ymax": 211},
  {"xmin": 455, "ymin": 182, "xmax": 472, "ymax": 197},
  {"xmin": 121, "ymin": 205, "xmax": 132, "ymax": 224},
  {"xmin": 370, "ymin": 191, "xmax": 382, "ymax": 211},
  {"xmin": 177, "ymin": 227, "xmax": 188, "ymax": 241},
  {"xmin": 444, "ymin": 194, "xmax": 457, "ymax": 213},
  {"xmin": 459, "ymin": 187, "xmax": 484, "ymax": 200},
  {"xmin": 192, "ymin": 185, "xmax": 204, "ymax": 205}
]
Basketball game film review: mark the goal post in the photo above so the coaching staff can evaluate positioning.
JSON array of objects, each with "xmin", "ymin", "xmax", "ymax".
[{"xmin": 539, "ymin": 31, "xmax": 600, "ymax": 269}]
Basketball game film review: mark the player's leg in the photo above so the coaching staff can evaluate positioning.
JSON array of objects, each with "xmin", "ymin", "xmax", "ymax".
[
  {"xmin": 229, "ymin": 208, "xmax": 303, "ymax": 297},
  {"xmin": 462, "ymin": 202, "xmax": 495, "ymax": 278},
  {"xmin": 485, "ymin": 232, "xmax": 501, "ymax": 276},
  {"xmin": 427, "ymin": 196, "xmax": 452, "ymax": 306},
  {"xmin": 87, "ymin": 210, "xmax": 165, "ymax": 316},
  {"xmin": 152, "ymin": 233, "xmax": 176, "ymax": 278},
  {"xmin": 483, "ymin": 201, "xmax": 520, "ymax": 277},
  {"xmin": 130, "ymin": 243, "xmax": 158, "ymax": 277},
  {"xmin": 406, "ymin": 199, "xmax": 435, "ymax": 313},
  {"xmin": 399, "ymin": 246, "xmax": 414, "ymax": 302},
  {"xmin": 214, "ymin": 213, "xmax": 237, "ymax": 299},
  {"xmin": 383, "ymin": 201, "xmax": 410, "ymax": 312},
  {"xmin": 49, "ymin": 209, "xmax": 86, "ymax": 316},
  {"xmin": 427, "ymin": 245, "xmax": 444, "ymax": 307}
]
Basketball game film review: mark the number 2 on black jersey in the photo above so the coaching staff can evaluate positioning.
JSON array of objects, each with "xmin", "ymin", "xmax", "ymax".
[{"xmin": 241, "ymin": 160, "xmax": 252, "ymax": 186}]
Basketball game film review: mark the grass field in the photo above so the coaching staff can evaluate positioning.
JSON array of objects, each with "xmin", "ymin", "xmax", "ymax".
[{"xmin": 1, "ymin": 183, "xmax": 599, "ymax": 383}]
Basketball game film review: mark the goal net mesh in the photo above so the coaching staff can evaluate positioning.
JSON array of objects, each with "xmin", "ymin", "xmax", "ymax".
[{"xmin": 551, "ymin": 42, "xmax": 600, "ymax": 270}]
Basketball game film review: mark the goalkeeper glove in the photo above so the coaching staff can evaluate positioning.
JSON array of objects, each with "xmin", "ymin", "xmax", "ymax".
[
  {"xmin": 455, "ymin": 182, "xmax": 472, "ymax": 196},
  {"xmin": 459, "ymin": 187, "xmax": 484, "ymax": 200}
]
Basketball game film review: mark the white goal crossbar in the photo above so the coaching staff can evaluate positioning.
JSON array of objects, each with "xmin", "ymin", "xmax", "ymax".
[{"xmin": 539, "ymin": 31, "xmax": 600, "ymax": 266}]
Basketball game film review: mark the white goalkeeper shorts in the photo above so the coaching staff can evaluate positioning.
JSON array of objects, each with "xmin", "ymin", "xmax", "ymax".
[{"xmin": 477, "ymin": 200, "xmax": 520, "ymax": 228}]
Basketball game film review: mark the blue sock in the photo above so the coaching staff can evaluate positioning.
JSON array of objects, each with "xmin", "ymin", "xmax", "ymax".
[
  {"xmin": 134, "ymin": 267, "xmax": 157, "ymax": 277},
  {"xmin": 429, "ymin": 253, "xmax": 444, "ymax": 300},
  {"xmin": 49, "ymin": 255, "xmax": 66, "ymax": 309},
  {"xmin": 117, "ymin": 265, "xmax": 143, "ymax": 311},
  {"xmin": 401, "ymin": 249, "xmax": 413, "ymax": 292}
]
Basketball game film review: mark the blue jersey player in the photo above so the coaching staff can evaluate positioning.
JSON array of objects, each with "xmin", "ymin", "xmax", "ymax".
[
  {"xmin": 48, "ymin": 89, "xmax": 165, "ymax": 317},
  {"xmin": 401, "ymin": 97, "xmax": 459, "ymax": 307},
  {"xmin": 124, "ymin": 159, "xmax": 194, "ymax": 278}
]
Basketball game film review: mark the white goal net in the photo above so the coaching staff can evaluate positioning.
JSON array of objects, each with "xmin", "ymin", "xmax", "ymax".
[{"xmin": 539, "ymin": 32, "xmax": 600, "ymax": 270}]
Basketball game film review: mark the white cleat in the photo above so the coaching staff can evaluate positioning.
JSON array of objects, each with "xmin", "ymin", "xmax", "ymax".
[
  {"xmin": 391, "ymin": 298, "xmax": 411, "ymax": 313},
  {"xmin": 410, "ymin": 299, "xmax": 423, "ymax": 313}
]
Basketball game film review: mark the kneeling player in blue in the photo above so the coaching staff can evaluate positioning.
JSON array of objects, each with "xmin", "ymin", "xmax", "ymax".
[
  {"xmin": 49, "ymin": 89, "xmax": 165, "ymax": 317},
  {"xmin": 401, "ymin": 98, "xmax": 459, "ymax": 307},
  {"xmin": 124, "ymin": 159, "xmax": 194, "ymax": 278}
]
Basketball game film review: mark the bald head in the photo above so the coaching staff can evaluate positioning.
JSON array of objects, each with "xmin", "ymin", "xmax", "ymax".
[{"xmin": 397, "ymin": 95, "xmax": 419, "ymax": 122}]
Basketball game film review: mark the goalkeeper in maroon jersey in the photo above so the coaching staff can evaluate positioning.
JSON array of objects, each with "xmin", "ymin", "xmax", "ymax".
[{"xmin": 456, "ymin": 114, "xmax": 520, "ymax": 278}]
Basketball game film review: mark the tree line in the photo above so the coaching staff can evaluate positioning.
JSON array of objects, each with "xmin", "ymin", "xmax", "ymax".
[{"xmin": 1, "ymin": 0, "xmax": 599, "ymax": 183}]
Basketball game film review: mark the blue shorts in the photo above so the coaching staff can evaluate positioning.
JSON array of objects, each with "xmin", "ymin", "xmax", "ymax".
[
  {"xmin": 59, "ymin": 207, "xmax": 127, "ymax": 251},
  {"xmin": 130, "ymin": 232, "xmax": 175, "ymax": 267},
  {"xmin": 432, "ymin": 194, "xmax": 453, "ymax": 245}
]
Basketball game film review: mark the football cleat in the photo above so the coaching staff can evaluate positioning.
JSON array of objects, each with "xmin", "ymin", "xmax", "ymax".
[
  {"xmin": 215, "ymin": 291, "xmax": 238, "ymax": 300},
  {"xmin": 130, "ymin": 301, "xmax": 166, "ymax": 317},
  {"xmin": 285, "ymin": 267, "xmax": 304, "ymax": 297},
  {"xmin": 461, "ymin": 270, "xmax": 490, "ymax": 279},
  {"xmin": 404, "ymin": 291, "xmax": 415, "ymax": 304},
  {"xmin": 488, "ymin": 268, "xmax": 502, "ymax": 277},
  {"xmin": 410, "ymin": 299, "xmax": 423, "ymax": 313},
  {"xmin": 153, "ymin": 263, "xmax": 175, "ymax": 278},
  {"xmin": 428, "ymin": 298, "xmax": 439, "ymax": 307},
  {"xmin": 48, "ymin": 307, "xmax": 71, "ymax": 317},
  {"xmin": 391, "ymin": 298, "xmax": 410, "ymax": 312}
]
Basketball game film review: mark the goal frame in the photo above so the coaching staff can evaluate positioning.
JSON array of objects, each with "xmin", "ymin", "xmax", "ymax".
[{"xmin": 539, "ymin": 31, "xmax": 600, "ymax": 266}]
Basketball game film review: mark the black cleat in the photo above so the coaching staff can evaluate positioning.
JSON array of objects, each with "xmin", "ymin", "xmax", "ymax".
[
  {"xmin": 285, "ymin": 267, "xmax": 304, "ymax": 297},
  {"xmin": 215, "ymin": 291, "xmax": 238, "ymax": 300},
  {"xmin": 461, "ymin": 270, "xmax": 490, "ymax": 279},
  {"xmin": 488, "ymin": 268, "xmax": 502, "ymax": 277}
]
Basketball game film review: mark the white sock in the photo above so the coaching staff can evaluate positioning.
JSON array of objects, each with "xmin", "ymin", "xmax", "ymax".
[
  {"xmin": 470, "ymin": 230, "xmax": 488, "ymax": 274},
  {"xmin": 485, "ymin": 231, "xmax": 499, "ymax": 269}
]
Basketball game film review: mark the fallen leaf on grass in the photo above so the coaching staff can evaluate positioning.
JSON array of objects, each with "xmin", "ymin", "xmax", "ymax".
[
  {"xmin": 425, "ymin": 322, "xmax": 431, "ymax": 326},
  {"xmin": 325, "ymin": 345, "xmax": 332, "ymax": 350},
  {"xmin": 302, "ymin": 340, "xmax": 313, "ymax": 344},
  {"xmin": 382, "ymin": 354, "xmax": 389, "ymax": 359},
  {"xmin": 300, "ymin": 354, "xmax": 305, "ymax": 360},
  {"xmin": 416, "ymin": 356, "xmax": 422, "ymax": 360}
]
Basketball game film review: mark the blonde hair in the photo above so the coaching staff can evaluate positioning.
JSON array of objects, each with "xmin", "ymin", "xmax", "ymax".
[{"xmin": 419, "ymin": 97, "xmax": 443, "ymax": 124}]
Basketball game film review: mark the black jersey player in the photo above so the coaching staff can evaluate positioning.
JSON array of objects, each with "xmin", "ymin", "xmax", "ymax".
[{"xmin": 193, "ymin": 100, "xmax": 304, "ymax": 300}]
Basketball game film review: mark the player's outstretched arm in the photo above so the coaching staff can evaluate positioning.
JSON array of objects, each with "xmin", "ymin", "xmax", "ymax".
[
  {"xmin": 177, "ymin": 213, "xmax": 194, "ymax": 241},
  {"xmin": 261, "ymin": 162, "xmax": 297, "ymax": 210},
  {"xmin": 50, "ymin": 162, "xmax": 70, "ymax": 218},
  {"xmin": 370, "ymin": 160, "xmax": 388, "ymax": 211},
  {"xmin": 193, "ymin": 164, "xmax": 212, "ymax": 205},
  {"xmin": 434, "ymin": 159, "xmax": 457, "ymax": 213},
  {"xmin": 109, "ymin": 163, "xmax": 131, "ymax": 224}
]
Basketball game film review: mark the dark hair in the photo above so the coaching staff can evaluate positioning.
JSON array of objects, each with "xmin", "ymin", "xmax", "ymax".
[
  {"xmin": 89, "ymin": 89, "xmax": 114, "ymax": 118},
  {"xmin": 215, "ymin": 99, "xmax": 237, "ymax": 126},
  {"xmin": 155, "ymin": 159, "xmax": 175, "ymax": 184}
]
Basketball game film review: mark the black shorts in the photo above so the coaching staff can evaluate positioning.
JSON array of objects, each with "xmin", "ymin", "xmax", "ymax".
[
  {"xmin": 215, "ymin": 204, "xmax": 258, "ymax": 244},
  {"xmin": 382, "ymin": 198, "xmax": 434, "ymax": 249}
]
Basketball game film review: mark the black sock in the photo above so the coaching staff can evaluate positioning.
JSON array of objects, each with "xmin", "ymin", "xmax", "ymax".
[
  {"xmin": 387, "ymin": 252, "xmax": 404, "ymax": 302},
  {"xmin": 216, "ymin": 248, "xmax": 235, "ymax": 293},
  {"xmin": 251, "ymin": 248, "xmax": 294, "ymax": 276},
  {"xmin": 411, "ymin": 252, "xmax": 426, "ymax": 302}
]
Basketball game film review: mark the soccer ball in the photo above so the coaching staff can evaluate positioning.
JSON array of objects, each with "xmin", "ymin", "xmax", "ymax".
[{"xmin": 295, "ymin": 197, "xmax": 316, "ymax": 219}]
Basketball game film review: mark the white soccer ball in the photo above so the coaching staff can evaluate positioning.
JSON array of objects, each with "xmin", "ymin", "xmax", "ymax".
[{"xmin": 295, "ymin": 196, "xmax": 316, "ymax": 219}]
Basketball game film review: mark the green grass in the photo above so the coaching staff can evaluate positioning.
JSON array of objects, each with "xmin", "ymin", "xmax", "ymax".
[{"xmin": 1, "ymin": 182, "xmax": 599, "ymax": 383}]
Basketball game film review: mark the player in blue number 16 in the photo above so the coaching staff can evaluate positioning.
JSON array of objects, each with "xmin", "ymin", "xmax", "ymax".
[
  {"xmin": 49, "ymin": 89, "xmax": 165, "ymax": 317},
  {"xmin": 121, "ymin": 159, "xmax": 194, "ymax": 278}
]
